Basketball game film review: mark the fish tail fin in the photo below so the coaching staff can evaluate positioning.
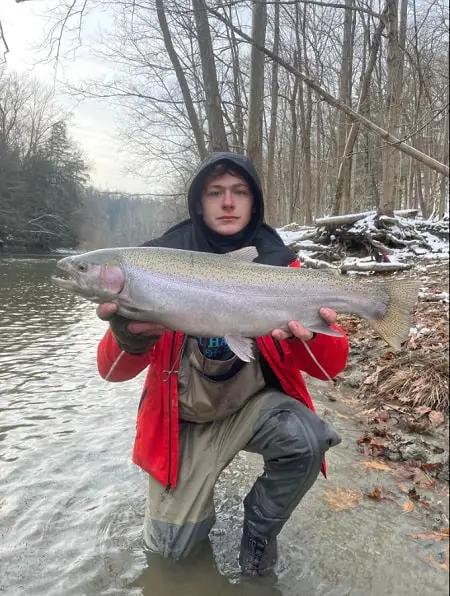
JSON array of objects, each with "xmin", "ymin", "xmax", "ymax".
[{"xmin": 368, "ymin": 279, "xmax": 420, "ymax": 350}]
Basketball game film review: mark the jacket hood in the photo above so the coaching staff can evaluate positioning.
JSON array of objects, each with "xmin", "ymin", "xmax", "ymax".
[
  {"xmin": 187, "ymin": 152, "xmax": 264, "ymax": 252},
  {"xmin": 144, "ymin": 151, "xmax": 296, "ymax": 266}
]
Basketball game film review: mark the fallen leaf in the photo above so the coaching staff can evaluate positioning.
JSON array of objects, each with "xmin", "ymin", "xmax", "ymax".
[
  {"xmin": 366, "ymin": 487, "xmax": 382, "ymax": 500},
  {"xmin": 408, "ymin": 487, "xmax": 421, "ymax": 501},
  {"xmin": 403, "ymin": 500, "xmax": 416, "ymax": 513},
  {"xmin": 413, "ymin": 468, "xmax": 437, "ymax": 489},
  {"xmin": 323, "ymin": 408, "xmax": 330, "ymax": 416},
  {"xmin": 360, "ymin": 461, "xmax": 393, "ymax": 472},
  {"xmin": 420, "ymin": 462, "xmax": 443, "ymax": 472},
  {"xmin": 429, "ymin": 410, "xmax": 445, "ymax": 427},
  {"xmin": 324, "ymin": 487, "xmax": 360, "ymax": 511},
  {"xmin": 397, "ymin": 482, "xmax": 409, "ymax": 493}
]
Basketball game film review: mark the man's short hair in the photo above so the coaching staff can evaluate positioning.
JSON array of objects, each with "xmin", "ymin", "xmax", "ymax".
[{"xmin": 205, "ymin": 163, "xmax": 245, "ymax": 185}]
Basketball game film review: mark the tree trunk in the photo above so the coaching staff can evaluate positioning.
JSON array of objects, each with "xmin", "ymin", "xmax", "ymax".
[
  {"xmin": 332, "ymin": 1, "xmax": 389, "ymax": 215},
  {"xmin": 315, "ymin": 100, "xmax": 322, "ymax": 218},
  {"xmin": 439, "ymin": 110, "xmax": 449, "ymax": 218},
  {"xmin": 288, "ymin": 78, "xmax": 299, "ymax": 223},
  {"xmin": 332, "ymin": 0, "xmax": 354, "ymax": 216},
  {"xmin": 380, "ymin": 0, "xmax": 405, "ymax": 213},
  {"xmin": 227, "ymin": 6, "xmax": 245, "ymax": 153},
  {"xmin": 265, "ymin": 2, "xmax": 279, "ymax": 225},
  {"xmin": 155, "ymin": 0, "xmax": 206, "ymax": 159},
  {"xmin": 415, "ymin": 168, "xmax": 428, "ymax": 218},
  {"xmin": 246, "ymin": 0, "xmax": 267, "ymax": 178},
  {"xmin": 298, "ymin": 7, "xmax": 313, "ymax": 225},
  {"xmin": 192, "ymin": 0, "xmax": 228, "ymax": 152}
]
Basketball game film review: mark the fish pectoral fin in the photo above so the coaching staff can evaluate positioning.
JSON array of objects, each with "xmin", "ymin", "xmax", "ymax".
[
  {"xmin": 225, "ymin": 246, "xmax": 259, "ymax": 262},
  {"xmin": 225, "ymin": 335, "xmax": 255, "ymax": 362},
  {"xmin": 306, "ymin": 320, "xmax": 344, "ymax": 337}
]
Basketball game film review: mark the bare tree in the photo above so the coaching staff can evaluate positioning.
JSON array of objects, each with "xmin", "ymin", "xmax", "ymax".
[
  {"xmin": 209, "ymin": 6, "xmax": 449, "ymax": 177},
  {"xmin": 192, "ymin": 0, "xmax": 229, "ymax": 151},
  {"xmin": 12, "ymin": 0, "xmax": 449, "ymax": 225},
  {"xmin": 380, "ymin": 0, "xmax": 406, "ymax": 213},
  {"xmin": 332, "ymin": 0, "xmax": 354, "ymax": 215},
  {"xmin": 246, "ymin": 0, "xmax": 267, "ymax": 177},
  {"xmin": 155, "ymin": 0, "xmax": 207, "ymax": 159},
  {"xmin": 265, "ymin": 1, "xmax": 280, "ymax": 224},
  {"xmin": 332, "ymin": 1, "xmax": 389, "ymax": 214}
]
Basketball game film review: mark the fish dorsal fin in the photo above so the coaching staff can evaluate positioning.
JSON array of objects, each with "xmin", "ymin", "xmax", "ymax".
[{"xmin": 225, "ymin": 246, "xmax": 259, "ymax": 262}]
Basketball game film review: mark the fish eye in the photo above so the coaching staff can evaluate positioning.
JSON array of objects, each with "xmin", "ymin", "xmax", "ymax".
[{"xmin": 76, "ymin": 262, "xmax": 88, "ymax": 273}]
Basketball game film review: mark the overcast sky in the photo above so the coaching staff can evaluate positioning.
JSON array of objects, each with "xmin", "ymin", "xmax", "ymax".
[{"xmin": 2, "ymin": 0, "xmax": 151, "ymax": 194}]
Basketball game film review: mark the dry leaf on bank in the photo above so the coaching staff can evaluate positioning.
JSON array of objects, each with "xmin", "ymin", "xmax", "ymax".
[
  {"xmin": 366, "ymin": 487, "xmax": 382, "ymax": 500},
  {"xmin": 403, "ymin": 500, "xmax": 416, "ymax": 513},
  {"xmin": 360, "ymin": 461, "xmax": 393, "ymax": 472},
  {"xmin": 324, "ymin": 487, "xmax": 360, "ymax": 511}
]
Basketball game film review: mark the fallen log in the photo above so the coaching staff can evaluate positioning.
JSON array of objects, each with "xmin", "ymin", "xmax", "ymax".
[
  {"xmin": 339, "ymin": 261, "xmax": 412, "ymax": 273},
  {"xmin": 382, "ymin": 233, "xmax": 422, "ymax": 247},
  {"xmin": 315, "ymin": 209, "xmax": 419, "ymax": 228},
  {"xmin": 287, "ymin": 242, "xmax": 337, "ymax": 252},
  {"xmin": 364, "ymin": 236, "xmax": 393, "ymax": 254},
  {"xmin": 298, "ymin": 254, "xmax": 336, "ymax": 269},
  {"xmin": 418, "ymin": 292, "xmax": 449, "ymax": 303}
]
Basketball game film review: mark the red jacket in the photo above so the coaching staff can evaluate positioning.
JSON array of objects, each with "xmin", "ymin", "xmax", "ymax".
[{"xmin": 97, "ymin": 261, "xmax": 349, "ymax": 488}]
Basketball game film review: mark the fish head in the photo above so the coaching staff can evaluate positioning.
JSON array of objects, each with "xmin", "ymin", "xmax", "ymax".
[{"xmin": 52, "ymin": 251, "xmax": 126, "ymax": 302}]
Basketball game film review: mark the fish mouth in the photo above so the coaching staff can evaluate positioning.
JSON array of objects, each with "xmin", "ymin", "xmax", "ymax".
[
  {"xmin": 51, "ymin": 275, "xmax": 80, "ymax": 292},
  {"xmin": 51, "ymin": 260, "xmax": 83, "ymax": 294}
]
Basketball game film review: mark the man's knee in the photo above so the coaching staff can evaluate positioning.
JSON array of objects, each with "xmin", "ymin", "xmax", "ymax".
[{"xmin": 249, "ymin": 398, "xmax": 341, "ymax": 470}]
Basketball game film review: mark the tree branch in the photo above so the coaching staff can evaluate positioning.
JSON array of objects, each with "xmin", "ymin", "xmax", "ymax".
[
  {"xmin": 0, "ymin": 19, "xmax": 9, "ymax": 62},
  {"xmin": 207, "ymin": 5, "xmax": 450, "ymax": 178},
  {"xmin": 215, "ymin": 0, "xmax": 382, "ymax": 19}
]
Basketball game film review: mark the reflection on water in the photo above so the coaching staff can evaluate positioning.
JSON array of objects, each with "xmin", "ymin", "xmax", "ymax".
[
  {"xmin": 0, "ymin": 257, "xmax": 145, "ymax": 596},
  {"xmin": 0, "ymin": 256, "xmax": 282, "ymax": 596},
  {"xmin": 0, "ymin": 257, "xmax": 448, "ymax": 596}
]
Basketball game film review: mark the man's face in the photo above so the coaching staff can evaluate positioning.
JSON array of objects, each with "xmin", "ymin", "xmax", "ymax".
[{"xmin": 200, "ymin": 172, "xmax": 253, "ymax": 235}]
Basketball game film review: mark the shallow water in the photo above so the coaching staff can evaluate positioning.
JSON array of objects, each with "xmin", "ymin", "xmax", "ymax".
[{"xmin": 0, "ymin": 256, "xmax": 448, "ymax": 595}]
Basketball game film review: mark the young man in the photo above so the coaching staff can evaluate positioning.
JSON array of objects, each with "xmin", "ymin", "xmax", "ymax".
[{"xmin": 96, "ymin": 152, "xmax": 349, "ymax": 577}]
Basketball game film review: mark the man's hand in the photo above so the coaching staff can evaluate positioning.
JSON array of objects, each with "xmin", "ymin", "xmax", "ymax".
[
  {"xmin": 96, "ymin": 303, "xmax": 169, "ymax": 336},
  {"xmin": 271, "ymin": 308, "xmax": 337, "ymax": 342}
]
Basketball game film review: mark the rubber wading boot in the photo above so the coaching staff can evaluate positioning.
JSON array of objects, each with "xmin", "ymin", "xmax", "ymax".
[{"xmin": 239, "ymin": 524, "xmax": 278, "ymax": 577}]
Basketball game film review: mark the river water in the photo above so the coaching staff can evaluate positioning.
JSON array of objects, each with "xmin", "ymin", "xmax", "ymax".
[{"xmin": 0, "ymin": 256, "xmax": 448, "ymax": 596}]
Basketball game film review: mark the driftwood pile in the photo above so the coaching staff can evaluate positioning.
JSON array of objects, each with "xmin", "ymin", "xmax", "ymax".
[{"xmin": 281, "ymin": 210, "xmax": 449, "ymax": 272}]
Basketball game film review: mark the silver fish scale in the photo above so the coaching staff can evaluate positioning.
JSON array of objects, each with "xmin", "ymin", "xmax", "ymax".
[
  {"xmin": 108, "ymin": 247, "xmax": 390, "ymax": 338},
  {"xmin": 116, "ymin": 246, "xmax": 385, "ymax": 297}
]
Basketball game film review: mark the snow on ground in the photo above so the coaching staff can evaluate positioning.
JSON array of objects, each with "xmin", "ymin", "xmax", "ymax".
[{"xmin": 277, "ymin": 217, "xmax": 449, "ymax": 273}]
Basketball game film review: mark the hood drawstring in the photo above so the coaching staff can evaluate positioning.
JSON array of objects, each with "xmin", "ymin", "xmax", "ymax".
[{"xmin": 105, "ymin": 350, "xmax": 125, "ymax": 381}]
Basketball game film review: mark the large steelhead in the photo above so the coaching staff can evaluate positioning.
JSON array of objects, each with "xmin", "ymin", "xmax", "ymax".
[{"xmin": 52, "ymin": 246, "xmax": 420, "ymax": 361}]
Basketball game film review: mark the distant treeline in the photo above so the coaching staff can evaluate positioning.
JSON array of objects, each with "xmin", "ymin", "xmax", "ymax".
[
  {"xmin": 79, "ymin": 190, "xmax": 188, "ymax": 250},
  {"xmin": 0, "ymin": 68, "xmax": 187, "ymax": 251}
]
